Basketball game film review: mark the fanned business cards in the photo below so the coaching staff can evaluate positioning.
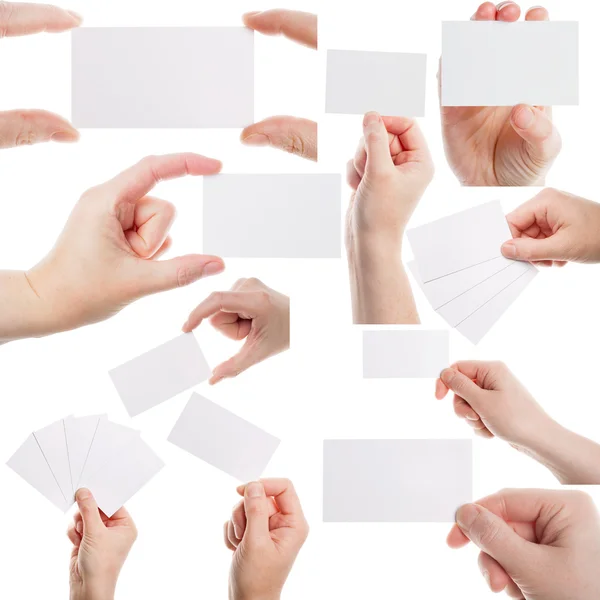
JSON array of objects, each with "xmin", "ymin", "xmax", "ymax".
[
  {"xmin": 407, "ymin": 201, "xmax": 537, "ymax": 343},
  {"xmin": 7, "ymin": 416, "xmax": 163, "ymax": 516}
]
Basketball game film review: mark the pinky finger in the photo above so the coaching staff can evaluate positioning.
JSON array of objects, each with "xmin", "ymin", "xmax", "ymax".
[
  {"xmin": 474, "ymin": 427, "xmax": 495, "ymax": 439},
  {"xmin": 525, "ymin": 6, "xmax": 549, "ymax": 21}
]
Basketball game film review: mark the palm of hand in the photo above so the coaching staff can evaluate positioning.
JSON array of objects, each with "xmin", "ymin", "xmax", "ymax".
[{"xmin": 442, "ymin": 106, "xmax": 544, "ymax": 186}]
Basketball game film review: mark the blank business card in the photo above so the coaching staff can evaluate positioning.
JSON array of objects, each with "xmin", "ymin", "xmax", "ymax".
[
  {"xmin": 64, "ymin": 415, "xmax": 106, "ymax": 492},
  {"xmin": 203, "ymin": 174, "xmax": 341, "ymax": 258},
  {"xmin": 168, "ymin": 393, "xmax": 280, "ymax": 481},
  {"xmin": 363, "ymin": 330, "xmax": 448, "ymax": 378},
  {"xmin": 442, "ymin": 21, "xmax": 579, "ymax": 106},
  {"xmin": 326, "ymin": 50, "xmax": 427, "ymax": 116},
  {"xmin": 72, "ymin": 27, "xmax": 254, "ymax": 128},
  {"xmin": 407, "ymin": 201, "xmax": 511, "ymax": 283},
  {"xmin": 109, "ymin": 333, "xmax": 211, "ymax": 417},
  {"xmin": 323, "ymin": 439, "xmax": 472, "ymax": 522}
]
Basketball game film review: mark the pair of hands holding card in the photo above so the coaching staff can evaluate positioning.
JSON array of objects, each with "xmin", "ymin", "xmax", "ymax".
[{"xmin": 67, "ymin": 480, "xmax": 308, "ymax": 600}]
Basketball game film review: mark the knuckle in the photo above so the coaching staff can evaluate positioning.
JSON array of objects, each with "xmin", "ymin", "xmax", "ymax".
[
  {"xmin": 246, "ymin": 277, "xmax": 262, "ymax": 288},
  {"xmin": 247, "ymin": 503, "xmax": 265, "ymax": 518},
  {"xmin": 476, "ymin": 519, "xmax": 501, "ymax": 547},
  {"xmin": 0, "ymin": 2, "xmax": 14, "ymax": 38},
  {"xmin": 14, "ymin": 112, "xmax": 36, "ymax": 146},
  {"xmin": 569, "ymin": 490, "xmax": 594, "ymax": 510},
  {"xmin": 256, "ymin": 290, "xmax": 272, "ymax": 308},
  {"xmin": 176, "ymin": 266, "xmax": 196, "ymax": 287},
  {"xmin": 283, "ymin": 132, "xmax": 307, "ymax": 158}
]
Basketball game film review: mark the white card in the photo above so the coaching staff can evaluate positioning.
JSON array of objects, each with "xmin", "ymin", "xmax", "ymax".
[
  {"xmin": 326, "ymin": 50, "xmax": 427, "ymax": 116},
  {"xmin": 436, "ymin": 261, "xmax": 536, "ymax": 327},
  {"xmin": 82, "ymin": 435, "xmax": 164, "ymax": 517},
  {"xmin": 33, "ymin": 418, "xmax": 73, "ymax": 502},
  {"xmin": 407, "ymin": 201, "xmax": 511, "ymax": 283},
  {"xmin": 408, "ymin": 257, "xmax": 515, "ymax": 310},
  {"xmin": 323, "ymin": 439, "xmax": 472, "ymax": 522},
  {"xmin": 456, "ymin": 266, "xmax": 537, "ymax": 344},
  {"xmin": 168, "ymin": 393, "xmax": 280, "ymax": 481},
  {"xmin": 64, "ymin": 415, "xmax": 106, "ymax": 492},
  {"xmin": 109, "ymin": 333, "xmax": 211, "ymax": 417},
  {"xmin": 363, "ymin": 330, "xmax": 449, "ymax": 378},
  {"xmin": 442, "ymin": 21, "xmax": 579, "ymax": 106},
  {"xmin": 7, "ymin": 434, "xmax": 69, "ymax": 511},
  {"xmin": 72, "ymin": 27, "xmax": 254, "ymax": 128},
  {"xmin": 78, "ymin": 420, "xmax": 139, "ymax": 490},
  {"xmin": 203, "ymin": 174, "xmax": 341, "ymax": 258}
]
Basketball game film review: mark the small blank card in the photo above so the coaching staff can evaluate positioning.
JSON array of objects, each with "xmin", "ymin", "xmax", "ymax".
[
  {"xmin": 363, "ymin": 330, "xmax": 449, "ymax": 378},
  {"xmin": 326, "ymin": 50, "xmax": 427, "ymax": 116},
  {"xmin": 323, "ymin": 439, "xmax": 472, "ymax": 522},
  {"xmin": 168, "ymin": 393, "xmax": 280, "ymax": 481},
  {"xmin": 203, "ymin": 174, "xmax": 341, "ymax": 258},
  {"xmin": 442, "ymin": 21, "xmax": 579, "ymax": 106},
  {"xmin": 72, "ymin": 27, "xmax": 254, "ymax": 128},
  {"xmin": 109, "ymin": 333, "xmax": 211, "ymax": 417}
]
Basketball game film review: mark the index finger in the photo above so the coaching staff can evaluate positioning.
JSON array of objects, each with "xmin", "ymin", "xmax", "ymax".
[
  {"xmin": 0, "ymin": 2, "xmax": 82, "ymax": 37},
  {"xmin": 105, "ymin": 153, "xmax": 222, "ymax": 206},
  {"xmin": 243, "ymin": 9, "xmax": 317, "ymax": 49},
  {"xmin": 381, "ymin": 117, "xmax": 429, "ymax": 153},
  {"xmin": 237, "ymin": 478, "xmax": 305, "ymax": 517}
]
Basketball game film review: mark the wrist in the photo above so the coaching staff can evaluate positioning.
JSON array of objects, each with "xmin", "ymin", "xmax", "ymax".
[
  {"xmin": 346, "ymin": 232, "xmax": 403, "ymax": 269},
  {"xmin": 518, "ymin": 419, "xmax": 573, "ymax": 476},
  {"xmin": 70, "ymin": 580, "xmax": 116, "ymax": 600}
]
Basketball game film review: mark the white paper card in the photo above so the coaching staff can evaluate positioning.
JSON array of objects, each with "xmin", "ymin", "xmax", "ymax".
[
  {"xmin": 72, "ymin": 27, "xmax": 254, "ymax": 128},
  {"xmin": 363, "ymin": 330, "xmax": 449, "ymax": 378},
  {"xmin": 326, "ymin": 50, "xmax": 427, "ymax": 116},
  {"xmin": 442, "ymin": 21, "xmax": 578, "ymax": 106},
  {"xmin": 456, "ymin": 266, "xmax": 537, "ymax": 344},
  {"xmin": 437, "ymin": 262, "xmax": 535, "ymax": 327},
  {"xmin": 109, "ymin": 333, "xmax": 211, "ymax": 417},
  {"xmin": 203, "ymin": 174, "xmax": 341, "ymax": 258},
  {"xmin": 83, "ymin": 435, "xmax": 164, "ymax": 517},
  {"xmin": 64, "ymin": 415, "xmax": 106, "ymax": 492},
  {"xmin": 407, "ymin": 201, "xmax": 510, "ymax": 283},
  {"xmin": 7, "ymin": 434, "xmax": 69, "ymax": 511},
  {"xmin": 33, "ymin": 419, "xmax": 73, "ymax": 502},
  {"xmin": 168, "ymin": 393, "xmax": 280, "ymax": 481},
  {"xmin": 323, "ymin": 439, "xmax": 472, "ymax": 522}
]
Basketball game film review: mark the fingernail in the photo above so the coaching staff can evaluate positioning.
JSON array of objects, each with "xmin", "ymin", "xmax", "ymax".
[
  {"xmin": 363, "ymin": 112, "xmax": 380, "ymax": 127},
  {"xmin": 233, "ymin": 522, "xmax": 241, "ymax": 539},
  {"xmin": 51, "ymin": 130, "xmax": 79, "ymax": 143},
  {"xmin": 67, "ymin": 9, "xmax": 83, "ymax": 24},
  {"xmin": 236, "ymin": 484, "xmax": 245, "ymax": 495},
  {"xmin": 203, "ymin": 262, "xmax": 225, "ymax": 276},
  {"xmin": 465, "ymin": 413, "xmax": 480, "ymax": 421},
  {"xmin": 496, "ymin": 1, "xmax": 515, "ymax": 10},
  {"xmin": 483, "ymin": 570, "xmax": 492, "ymax": 589},
  {"xmin": 241, "ymin": 133, "xmax": 269, "ymax": 146},
  {"xmin": 440, "ymin": 368, "xmax": 455, "ymax": 385},
  {"xmin": 76, "ymin": 488, "xmax": 91, "ymax": 501},
  {"xmin": 243, "ymin": 11, "xmax": 262, "ymax": 18},
  {"xmin": 456, "ymin": 503, "xmax": 480, "ymax": 530},
  {"xmin": 246, "ymin": 482, "xmax": 263, "ymax": 498},
  {"xmin": 512, "ymin": 106, "xmax": 535, "ymax": 130},
  {"xmin": 501, "ymin": 241, "xmax": 517, "ymax": 258},
  {"xmin": 181, "ymin": 320, "xmax": 190, "ymax": 332}
]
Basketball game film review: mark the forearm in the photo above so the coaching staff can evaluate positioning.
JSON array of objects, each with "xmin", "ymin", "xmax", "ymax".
[
  {"xmin": 526, "ymin": 420, "xmax": 600, "ymax": 485},
  {"xmin": 347, "ymin": 238, "xmax": 420, "ymax": 325},
  {"xmin": 0, "ymin": 270, "xmax": 54, "ymax": 343},
  {"xmin": 70, "ymin": 582, "xmax": 115, "ymax": 600}
]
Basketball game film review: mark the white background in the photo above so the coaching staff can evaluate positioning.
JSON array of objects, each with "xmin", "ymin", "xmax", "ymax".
[{"xmin": 1, "ymin": 0, "xmax": 599, "ymax": 598}]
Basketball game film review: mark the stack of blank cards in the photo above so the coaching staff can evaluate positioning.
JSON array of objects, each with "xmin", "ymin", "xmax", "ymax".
[
  {"xmin": 407, "ymin": 201, "xmax": 537, "ymax": 344},
  {"xmin": 7, "ymin": 415, "xmax": 164, "ymax": 516}
]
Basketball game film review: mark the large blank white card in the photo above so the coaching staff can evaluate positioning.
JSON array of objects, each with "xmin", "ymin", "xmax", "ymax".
[
  {"xmin": 326, "ymin": 50, "xmax": 427, "ymax": 116},
  {"xmin": 323, "ymin": 439, "xmax": 472, "ymax": 522},
  {"xmin": 203, "ymin": 174, "xmax": 341, "ymax": 258},
  {"xmin": 72, "ymin": 27, "xmax": 254, "ymax": 128},
  {"xmin": 442, "ymin": 21, "xmax": 579, "ymax": 106},
  {"xmin": 109, "ymin": 333, "xmax": 211, "ymax": 417},
  {"xmin": 363, "ymin": 330, "xmax": 449, "ymax": 378},
  {"xmin": 168, "ymin": 393, "xmax": 280, "ymax": 481}
]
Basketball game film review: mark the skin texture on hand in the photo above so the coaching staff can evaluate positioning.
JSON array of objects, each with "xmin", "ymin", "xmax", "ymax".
[
  {"xmin": 183, "ymin": 277, "xmax": 289, "ymax": 385},
  {"xmin": 240, "ymin": 10, "xmax": 317, "ymax": 161},
  {"xmin": 436, "ymin": 361, "xmax": 600, "ymax": 484},
  {"xmin": 0, "ymin": 153, "xmax": 225, "ymax": 342},
  {"xmin": 346, "ymin": 111, "xmax": 434, "ymax": 324},
  {"xmin": 67, "ymin": 489, "xmax": 137, "ymax": 600},
  {"xmin": 448, "ymin": 488, "xmax": 600, "ymax": 599},
  {"xmin": 0, "ymin": 2, "xmax": 81, "ymax": 148},
  {"xmin": 501, "ymin": 188, "xmax": 600, "ymax": 265},
  {"xmin": 440, "ymin": 2, "xmax": 561, "ymax": 186},
  {"xmin": 224, "ymin": 479, "xmax": 309, "ymax": 600}
]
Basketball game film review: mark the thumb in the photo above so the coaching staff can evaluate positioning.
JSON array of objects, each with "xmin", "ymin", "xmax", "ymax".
[
  {"xmin": 0, "ymin": 109, "xmax": 79, "ymax": 149},
  {"xmin": 440, "ymin": 368, "xmax": 485, "ymax": 407},
  {"xmin": 241, "ymin": 116, "xmax": 317, "ymax": 161},
  {"xmin": 501, "ymin": 236, "xmax": 566, "ymax": 262},
  {"xmin": 510, "ymin": 105, "xmax": 562, "ymax": 163},
  {"xmin": 243, "ymin": 482, "xmax": 271, "ymax": 543},
  {"xmin": 75, "ymin": 488, "xmax": 104, "ymax": 536},
  {"xmin": 137, "ymin": 255, "xmax": 225, "ymax": 295},
  {"xmin": 456, "ymin": 503, "xmax": 538, "ymax": 577},
  {"xmin": 363, "ymin": 112, "xmax": 393, "ymax": 176},
  {"xmin": 209, "ymin": 342, "xmax": 257, "ymax": 385}
]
